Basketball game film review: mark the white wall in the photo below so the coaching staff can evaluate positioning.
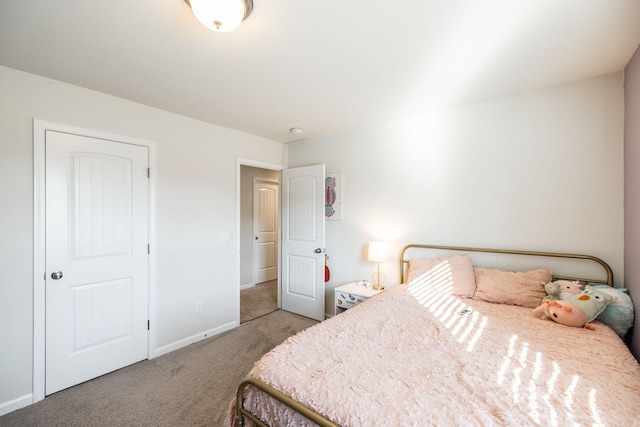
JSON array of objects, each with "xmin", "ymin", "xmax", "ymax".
[
  {"xmin": 624, "ymin": 44, "xmax": 640, "ymax": 359},
  {"xmin": 289, "ymin": 73, "xmax": 625, "ymax": 313},
  {"xmin": 0, "ymin": 66, "xmax": 285, "ymax": 413}
]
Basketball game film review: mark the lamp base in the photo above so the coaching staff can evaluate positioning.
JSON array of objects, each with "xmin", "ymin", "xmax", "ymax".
[{"xmin": 371, "ymin": 270, "xmax": 386, "ymax": 291}]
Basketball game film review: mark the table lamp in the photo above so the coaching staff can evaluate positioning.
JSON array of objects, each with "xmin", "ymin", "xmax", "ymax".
[{"xmin": 368, "ymin": 241, "xmax": 389, "ymax": 290}]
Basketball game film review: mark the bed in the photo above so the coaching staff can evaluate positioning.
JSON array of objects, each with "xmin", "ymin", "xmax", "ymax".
[{"xmin": 226, "ymin": 244, "xmax": 640, "ymax": 426}]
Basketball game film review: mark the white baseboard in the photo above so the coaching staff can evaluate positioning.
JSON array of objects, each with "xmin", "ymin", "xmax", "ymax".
[
  {"xmin": 240, "ymin": 282, "xmax": 255, "ymax": 290},
  {"xmin": 151, "ymin": 321, "xmax": 237, "ymax": 358},
  {"xmin": 0, "ymin": 393, "xmax": 33, "ymax": 417},
  {"xmin": 0, "ymin": 322, "xmax": 240, "ymax": 416}
]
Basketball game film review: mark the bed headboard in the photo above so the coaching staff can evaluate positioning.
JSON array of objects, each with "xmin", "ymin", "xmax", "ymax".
[{"xmin": 399, "ymin": 244, "xmax": 614, "ymax": 286}]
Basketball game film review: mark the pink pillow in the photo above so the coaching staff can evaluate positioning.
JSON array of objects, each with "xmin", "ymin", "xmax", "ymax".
[
  {"xmin": 407, "ymin": 255, "xmax": 476, "ymax": 297},
  {"xmin": 472, "ymin": 268, "xmax": 552, "ymax": 308}
]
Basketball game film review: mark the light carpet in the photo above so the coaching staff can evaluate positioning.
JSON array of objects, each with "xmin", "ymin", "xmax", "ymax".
[
  {"xmin": 240, "ymin": 280, "xmax": 277, "ymax": 323},
  {"xmin": 0, "ymin": 310, "xmax": 317, "ymax": 427}
]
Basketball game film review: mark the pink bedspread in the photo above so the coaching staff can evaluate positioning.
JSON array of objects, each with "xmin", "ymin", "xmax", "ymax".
[{"xmin": 228, "ymin": 283, "xmax": 640, "ymax": 426}]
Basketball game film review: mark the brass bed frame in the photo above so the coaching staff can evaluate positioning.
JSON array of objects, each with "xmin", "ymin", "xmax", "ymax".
[
  {"xmin": 236, "ymin": 378, "xmax": 339, "ymax": 427},
  {"xmin": 235, "ymin": 244, "xmax": 615, "ymax": 427},
  {"xmin": 398, "ymin": 244, "xmax": 614, "ymax": 286}
]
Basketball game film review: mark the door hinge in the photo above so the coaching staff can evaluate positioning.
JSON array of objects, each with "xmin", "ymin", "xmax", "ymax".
[
  {"xmin": 147, "ymin": 244, "xmax": 150, "ymax": 254},
  {"xmin": 147, "ymin": 168, "xmax": 150, "ymax": 178},
  {"xmin": 147, "ymin": 320, "xmax": 150, "ymax": 330}
]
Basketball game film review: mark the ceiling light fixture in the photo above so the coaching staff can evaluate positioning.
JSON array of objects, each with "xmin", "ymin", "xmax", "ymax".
[{"xmin": 185, "ymin": 0, "xmax": 253, "ymax": 33}]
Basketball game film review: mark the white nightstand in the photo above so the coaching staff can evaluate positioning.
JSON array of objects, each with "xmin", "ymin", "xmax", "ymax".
[{"xmin": 334, "ymin": 282, "xmax": 385, "ymax": 314}]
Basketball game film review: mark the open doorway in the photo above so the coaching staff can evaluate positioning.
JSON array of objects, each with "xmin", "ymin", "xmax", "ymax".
[{"xmin": 239, "ymin": 164, "xmax": 280, "ymax": 322}]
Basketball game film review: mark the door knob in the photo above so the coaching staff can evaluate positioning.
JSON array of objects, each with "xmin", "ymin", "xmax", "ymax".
[
  {"xmin": 51, "ymin": 271, "xmax": 64, "ymax": 280},
  {"xmin": 314, "ymin": 248, "xmax": 322, "ymax": 254}
]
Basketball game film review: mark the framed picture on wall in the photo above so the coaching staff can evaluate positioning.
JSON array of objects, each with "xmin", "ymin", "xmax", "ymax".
[{"xmin": 325, "ymin": 172, "xmax": 343, "ymax": 221}]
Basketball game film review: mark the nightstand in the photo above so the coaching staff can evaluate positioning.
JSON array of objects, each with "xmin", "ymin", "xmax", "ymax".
[{"xmin": 334, "ymin": 282, "xmax": 385, "ymax": 314}]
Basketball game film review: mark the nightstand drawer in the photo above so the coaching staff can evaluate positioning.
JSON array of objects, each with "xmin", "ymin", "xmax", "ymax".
[
  {"xmin": 335, "ymin": 292, "xmax": 367, "ymax": 309},
  {"xmin": 334, "ymin": 282, "xmax": 386, "ymax": 315}
]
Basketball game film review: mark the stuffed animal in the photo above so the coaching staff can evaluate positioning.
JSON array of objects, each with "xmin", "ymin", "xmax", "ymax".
[
  {"xmin": 542, "ymin": 280, "xmax": 584, "ymax": 301},
  {"xmin": 591, "ymin": 285, "xmax": 635, "ymax": 337},
  {"xmin": 533, "ymin": 285, "xmax": 613, "ymax": 330}
]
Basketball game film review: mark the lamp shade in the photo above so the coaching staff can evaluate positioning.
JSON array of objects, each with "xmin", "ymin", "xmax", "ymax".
[
  {"xmin": 367, "ymin": 242, "xmax": 389, "ymax": 263},
  {"xmin": 187, "ymin": 0, "xmax": 253, "ymax": 32}
]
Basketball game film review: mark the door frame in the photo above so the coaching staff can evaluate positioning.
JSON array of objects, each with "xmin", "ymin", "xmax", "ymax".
[
  {"xmin": 32, "ymin": 120, "xmax": 157, "ymax": 403},
  {"xmin": 236, "ymin": 158, "xmax": 283, "ymax": 325}
]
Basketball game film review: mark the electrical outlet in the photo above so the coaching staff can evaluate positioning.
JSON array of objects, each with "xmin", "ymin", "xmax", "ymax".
[{"xmin": 195, "ymin": 302, "xmax": 203, "ymax": 314}]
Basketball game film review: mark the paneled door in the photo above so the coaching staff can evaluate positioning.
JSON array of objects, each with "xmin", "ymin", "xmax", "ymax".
[
  {"xmin": 281, "ymin": 164, "xmax": 325, "ymax": 321},
  {"xmin": 253, "ymin": 179, "xmax": 278, "ymax": 284},
  {"xmin": 45, "ymin": 130, "xmax": 149, "ymax": 395}
]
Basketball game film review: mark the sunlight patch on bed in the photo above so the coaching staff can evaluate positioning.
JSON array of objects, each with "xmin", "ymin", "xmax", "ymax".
[
  {"xmin": 492, "ymin": 334, "xmax": 608, "ymax": 426},
  {"xmin": 496, "ymin": 335, "xmax": 517, "ymax": 386},
  {"xmin": 406, "ymin": 259, "xmax": 608, "ymax": 426},
  {"xmin": 563, "ymin": 375, "xmax": 580, "ymax": 426},
  {"xmin": 541, "ymin": 361, "xmax": 561, "ymax": 426},
  {"xmin": 526, "ymin": 351, "xmax": 543, "ymax": 423},
  {"xmin": 589, "ymin": 388, "xmax": 604, "ymax": 426},
  {"xmin": 407, "ymin": 260, "xmax": 487, "ymax": 352},
  {"xmin": 513, "ymin": 342, "xmax": 529, "ymax": 404},
  {"xmin": 443, "ymin": 300, "xmax": 467, "ymax": 329},
  {"xmin": 463, "ymin": 314, "xmax": 487, "ymax": 352}
]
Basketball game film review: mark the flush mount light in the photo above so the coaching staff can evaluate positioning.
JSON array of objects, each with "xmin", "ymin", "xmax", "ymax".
[
  {"xmin": 185, "ymin": 0, "xmax": 253, "ymax": 32},
  {"xmin": 289, "ymin": 127, "xmax": 303, "ymax": 135}
]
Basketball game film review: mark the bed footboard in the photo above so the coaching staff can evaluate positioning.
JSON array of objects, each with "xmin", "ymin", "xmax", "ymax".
[{"xmin": 236, "ymin": 378, "xmax": 339, "ymax": 427}]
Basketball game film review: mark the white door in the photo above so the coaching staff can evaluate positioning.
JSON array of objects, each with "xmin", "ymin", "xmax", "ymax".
[
  {"xmin": 281, "ymin": 164, "xmax": 326, "ymax": 321},
  {"xmin": 45, "ymin": 130, "xmax": 149, "ymax": 395},
  {"xmin": 253, "ymin": 179, "xmax": 278, "ymax": 284}
]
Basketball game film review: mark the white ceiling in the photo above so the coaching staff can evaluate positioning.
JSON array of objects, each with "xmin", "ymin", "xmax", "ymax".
[{"xmin": 1, "ymin": 0, "xmax": 639, "ymax": 143}]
